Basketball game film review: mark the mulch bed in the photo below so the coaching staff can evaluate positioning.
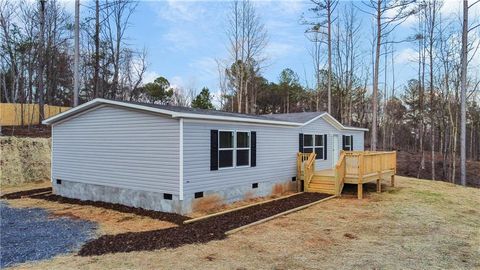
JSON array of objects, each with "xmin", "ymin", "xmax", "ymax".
[
  {"xmin": 1, "ymin": 189, "xmax": 188, "ymax": 225},
  {"xmin": 0, "ymin": 187, "xmax": 52, "ymax": 199},
  {"xmin": 78, "ymin": 192, "xmax": 330, "ymax": 256},
  {"xmin": 2, "ymin": 187, "xmax": 330, "ymax": 256}
]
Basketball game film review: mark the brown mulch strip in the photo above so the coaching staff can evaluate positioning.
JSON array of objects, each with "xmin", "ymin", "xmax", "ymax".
[
  {"xmin": 78, "ymin": 192, "xmax": 329, "ymax": 256},
  {"xmin": 0, "ymin": 187, "xmax": 52, "ymax": 199},
  {"xmin": 1, "ymin": 188, "xmax": 188, "ymax": 225}
]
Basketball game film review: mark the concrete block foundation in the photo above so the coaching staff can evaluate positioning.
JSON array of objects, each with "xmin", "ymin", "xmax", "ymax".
[{"xmin": 53, "ymin": 178, "xmax": 297, "ymax": 215}]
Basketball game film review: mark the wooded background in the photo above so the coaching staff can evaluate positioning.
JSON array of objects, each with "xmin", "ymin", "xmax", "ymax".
[{"xmin": 1, "ymin": 0, "xmax": 479, "ymax": 185}]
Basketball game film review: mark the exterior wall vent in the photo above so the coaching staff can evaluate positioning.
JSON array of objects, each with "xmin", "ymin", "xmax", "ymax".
[
  {"xmin": 56, "ymin": 179, "xmax": 62, "ymax": 185},
  {"xmin": 163, "ymin": 193, "xmax": 173, "ymax": 200},
  {"xmin": 194, "ymin": 192, "xmax": 204, "ymax": 199},
  {"xmin": 252, "ymin": 183, "xmax": 258, "ymax": 189},
  {"xmin": 292, "ymin": 176, "xmax": 297, "ymax": 182}
]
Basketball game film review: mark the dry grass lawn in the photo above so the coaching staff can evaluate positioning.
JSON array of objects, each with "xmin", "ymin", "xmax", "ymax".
[{"xmin": 6, "ymin": 176, "xmax": 480, "ymax": 270}]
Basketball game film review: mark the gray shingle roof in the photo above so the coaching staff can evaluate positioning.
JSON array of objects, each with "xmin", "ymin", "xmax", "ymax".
[
  {"xmin": 123, "ymin": 101, "xmax": 327, "ymax": 123},
  {"xmin": 122, "ymin": 101, "xmax": 296, "ymax": 122},
  {"xmin": 44, "ymin": 99, "xmax": 366, "ymax": 131},
  {"xmin": 261, "ymin": 112, "xmax": 325, "ymax": 123}
]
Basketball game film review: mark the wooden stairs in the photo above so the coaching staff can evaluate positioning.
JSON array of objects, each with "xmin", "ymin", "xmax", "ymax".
[{"xmin": 307, "ymin": 170, "xmax": 337, "ymax": 195}]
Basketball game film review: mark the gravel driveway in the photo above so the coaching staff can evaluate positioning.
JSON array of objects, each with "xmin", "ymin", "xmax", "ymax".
[{"xmin": 0, "ymin": 201, "xmax": 97, "ymax": 268}]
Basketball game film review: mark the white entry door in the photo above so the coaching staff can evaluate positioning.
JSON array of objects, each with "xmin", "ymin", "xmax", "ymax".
[{"xmin": 332, "ymin": 135, "xmax": 339, "ymax": 166}]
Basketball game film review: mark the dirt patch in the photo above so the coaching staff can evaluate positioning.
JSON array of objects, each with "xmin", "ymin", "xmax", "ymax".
[
  {"xmin": 2, "ymin": 188, "xmax": 188, "ymax": 225},
  {"xmin": 192, "ymin": 194, "xmax": 225, "ymax": 214},
  {"xmin": 0, "ymin": 136, "xmax": 51, "ymax": 185},
  {"xmin": 78, "ymin": 192, "xmax": 330, "ymax": 256},
  {"xmin": 343, "ymin": 233, "xmax": 358, "ymax": 239},
  {"xmin": 8, "ymin": 198, "xmax": 176, "ymax": 235}
]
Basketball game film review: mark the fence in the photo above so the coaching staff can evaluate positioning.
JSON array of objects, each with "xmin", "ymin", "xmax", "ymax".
[{"xmin": 0, "ymin": 103, "xmax": 70, "ymax": 126}]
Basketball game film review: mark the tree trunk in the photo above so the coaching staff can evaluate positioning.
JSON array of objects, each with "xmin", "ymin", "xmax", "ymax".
[
  {"xmin": 371, "ymin": 0, "xmax": 381, "ymax": 151},
  {"xmin": 38, "ymin": 0, "xmax": 46, "ymax": 121},
  {"xmin": 459, "ymin": 0, "xmax": 468, "ymax": 186},
  {"xmin": 73, "ymin": 0, "xmax": 80, "ymax": 106}
]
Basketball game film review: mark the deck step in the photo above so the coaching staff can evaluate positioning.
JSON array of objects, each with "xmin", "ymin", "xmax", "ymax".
[
  {"xmin": 312, "ymin": 175, "xmax": 335, "ymax": 182},
  {"xmin": 307, "ymin": 187, "xmax": 336, "ymax": 194}
]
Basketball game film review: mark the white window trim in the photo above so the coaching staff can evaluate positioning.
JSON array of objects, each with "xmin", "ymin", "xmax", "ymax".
[
  {"xmin": 218, "ymin": 130, "xmax": 235, "ymax": 169},
  {"xmin": 235, "ymin": 130, "xmax": 251, "ymax": 168},
  {"xmin": 344, "ymin": 135, "xmax": 353, "ymax": 151},
  {"xmin": 303, "ymin": 133, "xmax": 326, "ymax": 160},
  {"xmin": 218, "ymin": 130, "xmax": 251, "ymax": 170}
]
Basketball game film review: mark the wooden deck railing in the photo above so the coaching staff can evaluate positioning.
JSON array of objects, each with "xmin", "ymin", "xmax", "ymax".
[
  {"xmin": 303, "ymin": 152, "xmax": 316, "ymax": 191},
  {"xmin": 296, "ymin": 150, "xmax": 396, "ymax": 198},
  {"xmin": 334, "ymin": 152, "xmax": 346, "ymax": 196},
  {"xmin": 343, "ymin": 150, "xmax": 397, "ymax": 198}
]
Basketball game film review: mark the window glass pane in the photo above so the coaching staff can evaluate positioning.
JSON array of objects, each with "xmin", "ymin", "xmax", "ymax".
[
  {"xmin": 304, "ymin": 135, "xmax": 313, "ymax": 146},
  {"xmin": 315, "ymin": 147, "xmax": 324, "ymax": 159},
  {"xmin": 236, "ymin": 149, "xmax": 249, "ymax": 166},
  {"xmin": 219, "ymin": 150, "xmax": 233, "ymax": 168},
  {"xmin": 315, "ymin": 135, "xmax": 323, "ymax": 146},
  {"xmin": 237, "ymin": 132, "xmax": 250, "ymax": 148},
  {"xmin": 219, "ymin": 131, "xmax": 233, "ymax": 148},
  {"xmin": 345, "ymin": 135, "xmax": 351, "ymax": 145},
  {"xmin": 303, "ymin": 147, "xmax": 313, "ymax": 153}
]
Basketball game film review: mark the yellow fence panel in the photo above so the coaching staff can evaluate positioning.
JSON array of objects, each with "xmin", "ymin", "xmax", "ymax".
[{"xmin": 0, "ymin": 103, "xmax": 70, "ymax": 126}]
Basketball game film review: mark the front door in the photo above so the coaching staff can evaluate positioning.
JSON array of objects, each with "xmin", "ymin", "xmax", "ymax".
[{"xmin": 332, "ymin": 135, "xmax": 339, "ymax": 166}]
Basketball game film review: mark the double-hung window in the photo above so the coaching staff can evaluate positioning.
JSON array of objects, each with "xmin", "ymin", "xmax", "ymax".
[
  {"xmin": 219, "ymin": 131, "xmax": 234, "ymax": 168},
  {"xmin": 343, "ymin": 135, "xmax": 353, "ymax": 151},
  {"xmin": 218, "ymin": 131, "xmax": 251, "ymax": 168},
  {"xmin": 315, "ymin": 135, "xmax": 324, "ymax": 160},
  {"xmin": 236, "ymin": 132, "xmax": 250, "ymax": 167},
  {"xmin": 303, "ymin": 134, "xmax": 326, "ymax": 160}
]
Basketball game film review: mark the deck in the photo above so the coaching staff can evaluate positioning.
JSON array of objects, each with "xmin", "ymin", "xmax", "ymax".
[{"xmin": 297, "ymin": 151, "xmax": 397, "ymax": 199}]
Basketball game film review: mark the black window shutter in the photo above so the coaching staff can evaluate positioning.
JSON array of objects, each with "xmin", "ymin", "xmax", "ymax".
[
  {"xmin": 251, "ymin": 132, "xmax": 256, "ymax": 167},
  {"xmin": 324, "ymin": 134, "xmax": 328, "ymax": 160},
  {"xmin": 350, "ymin": 135, "xmax": 354, "ymax": 150},
  {"xmin": 342, "ymin": 135, "xmax": 346, "ymax": 150},
  {"xmin": 299, "ymin": 133, "xmax": 304, "ymax": 153},
  {"xmin": 210, "ymin": 130, "xmax": 218, "ymax": 171}
]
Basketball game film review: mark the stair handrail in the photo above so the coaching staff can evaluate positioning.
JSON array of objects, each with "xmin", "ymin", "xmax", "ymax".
[
  {"xmin": 334, "ymin": 151, "xmax": 346, "ymax": 196},
  {"xmin": 304, "ymin": 152, "xmax": 316, "ymax": 191}
]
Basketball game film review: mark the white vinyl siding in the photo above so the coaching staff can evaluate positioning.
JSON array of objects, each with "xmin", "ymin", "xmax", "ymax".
[
  {"xmin": 52, "ymin": 105, "xmax": 180, "ymax": 195},
  {"xmin": 183, "ymin": 120, "xmax": 298, "ymax": 193},
  {"xmin": 301, "ymin": 118, "xmax": 364, "ymax": 170}
]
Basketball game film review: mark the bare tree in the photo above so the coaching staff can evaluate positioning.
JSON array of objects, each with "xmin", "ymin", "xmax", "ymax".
[
  {"xmin": 38, "ymin": 0, "xmax": 46, "ymax": 120},
  {"xmin": 225, "ymin": 0, "xmax": 268, "ymax": 114},
  {"xmin": 360, "ymin": 0, "xmax": 416, "ymax": 150},
  {"xmin": 103, "ymin": 0, "xmax": 138, "ymax": 99},
  {"xmin": 74, "ymin": 0, "xmax": 79, "ymax": 106},
  {"xmin": 460, "ymin": 0, "xmax": 468, "ymax": 186},
  {"xmin": 305, "ymin": 0, "xmax": 338, "ymax": 114}
]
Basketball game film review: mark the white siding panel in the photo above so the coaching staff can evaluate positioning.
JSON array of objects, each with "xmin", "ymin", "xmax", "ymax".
[
  {"xmin": 52, "ymin": 105, "xmax": 180, "ymax": 195},
  {"xmin": 183, "ymin": 117, "xmax": 366, "ymax": 193},
  {"xmin": 301, "ymin": 118, "xmax": 365, "ymax": 169},
  {"xmin": 183, "ymin": 121, "xmax": 298, "ymax": 193}
]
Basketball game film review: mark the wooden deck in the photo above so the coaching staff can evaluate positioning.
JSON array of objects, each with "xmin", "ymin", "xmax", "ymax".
[{"xmin": 297, "ymin": 151, "xmax": 397, "ymax": 199}]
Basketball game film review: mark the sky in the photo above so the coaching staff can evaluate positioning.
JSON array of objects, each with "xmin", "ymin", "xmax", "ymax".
[{"xmin": 70, "ymin": 0, "xmax": 479, "ymax": 100}]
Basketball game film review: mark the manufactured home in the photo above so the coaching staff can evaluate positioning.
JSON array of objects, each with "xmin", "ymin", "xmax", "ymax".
[{"xmin": 43, "ymin": 98, "xmax": 368, "ymax": 214}]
